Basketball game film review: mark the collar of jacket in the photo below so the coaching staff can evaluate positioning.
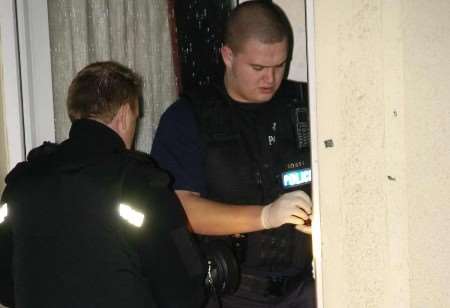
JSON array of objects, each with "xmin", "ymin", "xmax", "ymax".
[{"xmin": 69, "ymin": 118, "xmax": 126, "ymax": 153}]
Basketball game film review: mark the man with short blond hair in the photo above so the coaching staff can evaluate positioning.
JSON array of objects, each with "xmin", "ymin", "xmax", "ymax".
[{"xmin": 0, "ymin": 61, "xmax": 205, "ymax": 308}]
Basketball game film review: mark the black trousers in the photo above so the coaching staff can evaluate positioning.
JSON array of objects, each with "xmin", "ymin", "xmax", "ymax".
[{"xmin": 206, "ymin": 276, "xmax": 316, "ymax": 308}]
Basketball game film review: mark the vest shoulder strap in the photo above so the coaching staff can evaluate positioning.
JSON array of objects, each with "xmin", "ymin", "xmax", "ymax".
[
  {"xmin": 273, "ymin": 80, "xmax": 308, "ymax": 108},
  {"xmin": 183, "ymin": 85, "xmax": 237, "ymax": 142}
]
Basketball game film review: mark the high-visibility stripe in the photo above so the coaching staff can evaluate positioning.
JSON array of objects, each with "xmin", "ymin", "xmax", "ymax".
[
  {"xmin": 118, "ymin": 203, "xmax": 144, "ymax": 227},
  {"xmin": 0, "ymin": 203, "xmax": 7, "ymax": 224}
]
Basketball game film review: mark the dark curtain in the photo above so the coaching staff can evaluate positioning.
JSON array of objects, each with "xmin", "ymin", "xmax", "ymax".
[{"xmin": 172, "ymin": 0, "xmax": 234, "ymax": 93}]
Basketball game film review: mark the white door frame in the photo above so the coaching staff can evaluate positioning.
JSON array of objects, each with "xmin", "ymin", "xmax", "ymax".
[
  {"xmin": 305, "ymin": 1, "xmax": 324, "ymax": 308},
  {"xmin": 1, "ymin": 0, "xmax": 25, "ymax": 170},
  {"xmin": 16, "ymin": 0, "xmax": 55, "ymax": 152},
  {"xmin": 0, "ymin": 0, "xmax": 54, "ymax": 171}
]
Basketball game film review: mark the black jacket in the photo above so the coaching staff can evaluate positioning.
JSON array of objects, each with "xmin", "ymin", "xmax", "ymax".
[{"xmin": 0, "ymin": 119, "xmax": 205, "ymax": 308}]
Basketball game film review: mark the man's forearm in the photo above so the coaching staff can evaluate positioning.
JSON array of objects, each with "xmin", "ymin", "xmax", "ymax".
[{"xmin": 175, "ymin": 190, "xmax": 264, "ymax": 235}]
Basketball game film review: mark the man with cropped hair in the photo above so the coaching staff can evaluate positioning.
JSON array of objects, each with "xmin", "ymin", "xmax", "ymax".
[{"xmin": 152, "ymin": 1, "xmax": 315, "ymax": 307}]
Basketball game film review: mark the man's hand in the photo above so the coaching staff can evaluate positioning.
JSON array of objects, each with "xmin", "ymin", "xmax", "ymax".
[
  {"xmin": 260, "ymin": 190, "xmax": 312, "ymax": 234},
  {"xmin": 294, "ymin": 214, "xmax": 313, "ymax": 235}
]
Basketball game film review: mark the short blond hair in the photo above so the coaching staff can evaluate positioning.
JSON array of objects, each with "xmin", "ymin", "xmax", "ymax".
[
  {"xmin": 224, "ymin": 1, "xmax": 291, "ymax": 53},
  {"xmin": 67, "ymin": 61, "xmax": 142, "ymax": 122}
]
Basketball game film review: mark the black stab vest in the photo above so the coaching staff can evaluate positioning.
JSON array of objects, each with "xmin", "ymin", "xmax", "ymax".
[
  {"xmin": 2, "ymin": 125, "xmax": 205, "ymax": 307},
  {"xmin": 186, "ymin": 80, "xmax": 313, "ymax": 276}
]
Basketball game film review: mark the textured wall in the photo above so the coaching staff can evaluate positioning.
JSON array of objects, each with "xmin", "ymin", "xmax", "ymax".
[
  {"xmin": 404, "ymin": 1, "xmax": 450, "ymax": 307},
  {"xmin": 314, "ymin": 1, "xmax": 450, "ymax": 307}
]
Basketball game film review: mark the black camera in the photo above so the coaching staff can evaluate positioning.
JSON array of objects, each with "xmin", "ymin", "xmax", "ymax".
[{"xmin": 200, "ymin": 239, "xmax": 240, "ymax": 296}]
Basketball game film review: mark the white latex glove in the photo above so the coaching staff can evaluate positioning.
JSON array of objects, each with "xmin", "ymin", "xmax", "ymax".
[
  {"xmin": 260, "ymin": 190, "xmax": 312, "ymax": 234},
  {"xmin": 295, "ymin": 214, "xmax": 313, "ymax": 235}
]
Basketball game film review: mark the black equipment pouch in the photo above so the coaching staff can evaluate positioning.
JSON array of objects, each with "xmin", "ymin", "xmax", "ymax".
[{"xmin": 201, "ymin": 239, "xmax": 240, "ymax": 296}]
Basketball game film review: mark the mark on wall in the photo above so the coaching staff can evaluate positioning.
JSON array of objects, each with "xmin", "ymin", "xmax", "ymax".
[{"xmin": 324, "ymin": 139, "xmax": 334, "ymax": 148}]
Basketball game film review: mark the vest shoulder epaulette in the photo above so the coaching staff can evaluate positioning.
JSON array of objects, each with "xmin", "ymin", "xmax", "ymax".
[
  {"xmin": 27, "ymin": 141, "xmax": 59, "ymax": 162},
  {"xmin": 123, "ymin": 150, "xmax": 170, "ymax": 188},
  {"xmin": 5, "ymin": 142, "xmax": 59, "ymax": 184}
]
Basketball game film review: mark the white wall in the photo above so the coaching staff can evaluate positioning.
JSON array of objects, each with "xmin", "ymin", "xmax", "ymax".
[
  {"xmin": 314, "ymin": 1, "xmax": 450, "ymax": 307},
  {"xmin": 276, "ymin": 0, "xmax": 307, "ymax": 82},
  {"xmin": 0, "ymin": 28, "xmax": 7, "ymax": 194}
]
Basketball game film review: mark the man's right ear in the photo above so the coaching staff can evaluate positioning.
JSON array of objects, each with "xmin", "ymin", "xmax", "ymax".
[
  {"xmin": 114, "ymin": 104, "xmax": 129, "ymax": 132},
  {"xmin": 221, "ymin": 45, "xmax": 233, "ymax": 68}
]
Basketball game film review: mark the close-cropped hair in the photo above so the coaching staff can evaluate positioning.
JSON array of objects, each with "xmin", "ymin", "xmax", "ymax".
[
  {"xmin": 224, "ymin": 0, "xmax": 292, "ymax": 53},
  {"xmin": 67, "ymin": 61, "xmax": 142, "ymax": 123}
]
